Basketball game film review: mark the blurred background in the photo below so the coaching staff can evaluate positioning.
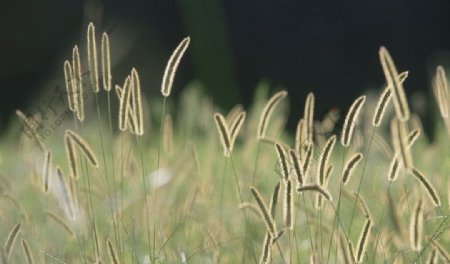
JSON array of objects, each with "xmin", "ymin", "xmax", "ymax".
[{"xmin": 2, "ymin": 0, "xmax": 450, "ymax": 135}]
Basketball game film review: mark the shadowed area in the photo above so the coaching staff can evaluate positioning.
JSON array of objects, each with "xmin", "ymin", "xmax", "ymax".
[{"xmin": 2, "ymin": 0, "xmax": 450, "ymax": 134}]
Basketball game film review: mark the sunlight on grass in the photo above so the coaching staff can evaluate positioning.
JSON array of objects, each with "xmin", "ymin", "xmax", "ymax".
[{"xmin": 1, "ymin": 23, "xmax": 450, "ymax": 264}]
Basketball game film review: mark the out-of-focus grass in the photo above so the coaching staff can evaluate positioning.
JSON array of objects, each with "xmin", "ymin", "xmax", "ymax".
[{"xmin": 1, "ymin": 33, "xmax": 450, "ymax": 264}]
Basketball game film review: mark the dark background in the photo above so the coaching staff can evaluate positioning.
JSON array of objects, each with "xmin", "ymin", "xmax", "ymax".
[{"xmin": 2, "ymin": 0, "xmax": 450, "ymax": 135}]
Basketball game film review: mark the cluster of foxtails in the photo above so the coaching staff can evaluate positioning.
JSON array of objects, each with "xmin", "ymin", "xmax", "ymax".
[
  {"xmin": 5, "ymin": 21, "xmax": 450, "ymax": 263},
  {"xmin": 213, "ymin": 47, "xmax": 450, "ymax": 263},
  {"xmin": 10, "ymin": 22, "xmax": 189, "ymax": 264}
]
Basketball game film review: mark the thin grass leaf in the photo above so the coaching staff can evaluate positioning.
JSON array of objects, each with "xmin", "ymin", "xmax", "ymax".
[
  {"xmin": 163, "ymin": 114, "xmax": 174, "ymax": 155},
  {"xmin": 432, "ymin": 240, "xmax": 450, "ymax": 263}
]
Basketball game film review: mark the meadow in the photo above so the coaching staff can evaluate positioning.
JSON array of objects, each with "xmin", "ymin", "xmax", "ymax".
[{"xmin": 1, "ymin": 23, "xmax": 449, "ymax": 263}]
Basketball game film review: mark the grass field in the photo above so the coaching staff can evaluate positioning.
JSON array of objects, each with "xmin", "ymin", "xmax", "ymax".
[{"xmin": 1, "ymin": 23, "xmax": 450, "ymax": 264}]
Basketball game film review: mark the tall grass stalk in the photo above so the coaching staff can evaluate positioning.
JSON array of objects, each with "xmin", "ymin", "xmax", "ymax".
[
  {"xmin": 347, "ymin": 129, "xmax": 376, "ymax": 237},
  {"xmin": 325, "ymin": 146, "xmax": 347, "ymax": 264},
  {"xmin": 135, "ymin": 136, "xmax": 153, "ymax": 259},
  {"xmin": 94, "ymin": 92, "xmax": 121, "ymax": 256}
]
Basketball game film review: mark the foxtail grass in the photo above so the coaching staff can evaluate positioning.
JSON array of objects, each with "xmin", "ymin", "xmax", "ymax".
[
  {"xmin": 161, "ymin": 37, "xmax": 190, "ymax": 97},
  {"xmin": 257, "ymin": 90, "xmax": 288, "ymax": 139},
  {"xmin": 341, "ymin": 96, "xmax": 366, "ymax": 147},
  {"xmin": 3, "ymin": 222, "xmax": 21, "ymax": 262},
  {"xmin": 251, "ymin": 186, "xmax": 278, "ymax": 237},
  {"xmin": 21, "ymin": 239, "xmax": 34, "ymax": 264},
  {"xmin": 8, "ymin": 22, "xmax": 450, "ymax": 264},
  {"xmin": 379, "ymin": 46, "xmax": 410, "ymax": 121}
]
